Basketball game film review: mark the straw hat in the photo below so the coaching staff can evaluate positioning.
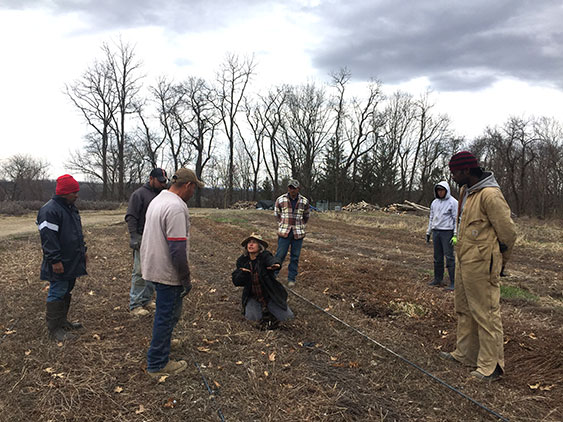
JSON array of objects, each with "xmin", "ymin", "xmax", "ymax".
[{"xmin": 241, "ymin": 233, "xmax": 268, "ymax": 249}]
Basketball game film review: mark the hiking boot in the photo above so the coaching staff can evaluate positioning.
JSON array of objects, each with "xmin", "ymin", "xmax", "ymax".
[
  {"xmin": 287, "ymin": 280, "xmax": 296, "ymax": 287},
  {"xmin": 428, "ymin": 279, "xmax": 442, "ymax": 287},
  {"xmin": 147, "ymin": 360, "xmax": 188, "ymax": 378},
  {"xmin": 131, "ymin": 307, "xmax": 150, "ymax": 316},
  {"xmin": 470, "ymin": 365, "xmax": 503, "ymax": 382}
]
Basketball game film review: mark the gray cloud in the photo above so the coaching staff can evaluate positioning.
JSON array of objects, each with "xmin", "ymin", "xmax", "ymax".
[
  {"xmin": 4, "ymin": 0, "xmax": 563, "ymax": 91},
  {"xmin": 310, "ymin": 0, "xmax": 563, "ymax": 90},
  {"xmin": 0, "ymin": 0, "xmax": 269, "ymax": 33}
]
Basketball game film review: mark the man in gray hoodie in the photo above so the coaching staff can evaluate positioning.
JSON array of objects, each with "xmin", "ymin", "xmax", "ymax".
[{"xmin": 426, "ymin": 181, "xmax": 458, "ymax": 290}]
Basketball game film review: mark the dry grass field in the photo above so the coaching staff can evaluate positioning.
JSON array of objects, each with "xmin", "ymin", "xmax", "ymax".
[{"xmin": 0, "ymin": 208, "xmax": 561, "ymax": 421}]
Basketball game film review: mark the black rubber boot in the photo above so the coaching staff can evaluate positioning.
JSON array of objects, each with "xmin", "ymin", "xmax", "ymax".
[
  {"xmin": 63, "ymin": 294, "xmax": 83, "ymax": 330},
  {"xmin": 46, "ymin": 301, "xmax": 75, "ymax": 341},
  {"xmin": 445, "ymin": 267, "xmax": 455, "ymax": 290}
]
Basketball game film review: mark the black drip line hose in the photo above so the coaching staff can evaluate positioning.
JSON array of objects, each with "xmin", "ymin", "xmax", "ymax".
[
  {"xmin": 288, "ymin": 288, "xmax": 510, "ymax": 422},
  {"xmin": 195, "ymin": 361, "xmax": 227, "ymax": 422}
]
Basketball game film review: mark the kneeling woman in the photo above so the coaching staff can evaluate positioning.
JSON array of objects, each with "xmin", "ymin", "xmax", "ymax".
[{"xmin": 232, "ymin": 233, "xmax": 294, "ymax": 327}]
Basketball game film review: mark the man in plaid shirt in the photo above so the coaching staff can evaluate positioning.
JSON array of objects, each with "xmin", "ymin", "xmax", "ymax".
[{"xmin": 274, "ymin": 179, "xmax": 310, "ymax": 287}]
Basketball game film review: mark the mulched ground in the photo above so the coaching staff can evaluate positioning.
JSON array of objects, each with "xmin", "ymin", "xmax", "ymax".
[{"xmin": 0, "ymin": 209, "xmax": 561, "ymax": 421}]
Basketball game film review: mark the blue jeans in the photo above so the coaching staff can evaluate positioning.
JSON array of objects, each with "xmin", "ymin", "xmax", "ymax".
[
  {"xmin": 432, "ymin": 229, "xmax": 455, "ymax": 283},
  {"xmin": 275, "ymin": 233, "xmax": 304, "ymax": 282},
  {"xmin": 47, "ymin": 278, "xmax": 75, "ymax": 302},
  {"xmin": 147, "ymin": 283, "xmax": 184, "ymax": 372},
  {"xmin": 129, "ymin": 249, "xmax": 155, "ymax": 310},
  {"xmin": 245, "ymin": 297, "xmax": 294, "ymax": 322}
]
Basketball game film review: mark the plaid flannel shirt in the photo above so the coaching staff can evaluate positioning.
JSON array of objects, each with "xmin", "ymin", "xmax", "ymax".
[{"xmin": 274, "ymin": 193, "xmax": 310, "ymax": 239}]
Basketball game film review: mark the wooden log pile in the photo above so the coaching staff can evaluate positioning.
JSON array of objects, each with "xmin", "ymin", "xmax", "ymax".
[
  {"xmin": 229, "ymin": 200, "xmax": 257, "ymax": 209},
  {"xmin": 383, "ymin": 200, "xmax": 430, "ymax": 214},
  {"xmin": 341, "ymin": 201, "xmax": 381, "ymax": 212}
]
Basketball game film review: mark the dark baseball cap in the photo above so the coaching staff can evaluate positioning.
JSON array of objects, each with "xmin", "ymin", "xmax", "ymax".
[{"xmin": 150, "ymin": 168, "xmax": 168, "ymax": 183}]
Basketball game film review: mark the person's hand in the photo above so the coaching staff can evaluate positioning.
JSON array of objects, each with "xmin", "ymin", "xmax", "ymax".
[
  {"xmin": 180, "ymin": 279, "xmax": 193, "ymax": 298},
  {"xmin": 267, "ymin": 264, "xmax": 281, "ymax": 271},
  {"xmin": 450, "ymin": 235, "xmax": 457, "ymax": 246},
  {"xmin": 129, "ymin": 233, "xmax": 141, "ymax": 250},
  {"xmin": 426, "ymin": 234, "xmax": 430, "ymax": 243},
  {"xmin": 240, "ymin": 268, "xmax": 251, "ymax": 273},
  {"xmin": 52, "ymin": 262, "xmax": 64, "ymax": 274}
]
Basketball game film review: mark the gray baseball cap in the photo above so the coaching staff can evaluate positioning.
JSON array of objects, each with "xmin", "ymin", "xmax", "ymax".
[{"xmin": 288, "ymin": 179, "xmax": 300, "ymax": 188}]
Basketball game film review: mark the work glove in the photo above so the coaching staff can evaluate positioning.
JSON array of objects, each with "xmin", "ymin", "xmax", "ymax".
[
  {"xmin": 426, "ymin": 234, "xmax": 430, "ymax": 243},
  {"xmin": 129, "ymin": 233, "xmax": 142, "ymax": 250},
  {"xmin": 180, "ymin": 278, "xmax": 192, "ymax": 298},
  {"xmin": 450, "ymin": 235, "xmax": 457, "ymax": 246}
]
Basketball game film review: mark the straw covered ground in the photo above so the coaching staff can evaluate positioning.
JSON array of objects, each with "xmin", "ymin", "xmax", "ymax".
[{"xmin": 0, "ymin": 208, "xmax": 561, "ymax": 421}]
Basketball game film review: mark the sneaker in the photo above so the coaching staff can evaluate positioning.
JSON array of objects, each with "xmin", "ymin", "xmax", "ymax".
[
  {"xmin": 470, "ymin": 365, "xmax": 503, "ymax": 382},
  {"xmin": 428, "ymin": 279, "xmax": 442, "ymax": 287},
  {"xmin": 147, "ymin": 360, "xmax": 188, "ymax": 378},
  {"xmin": 287, "ymin": 280, "xmax": 296, "ymax": 287},
  {"xmin": 131, "ymin": 307, "xmax": 150, "ymax": 316}
]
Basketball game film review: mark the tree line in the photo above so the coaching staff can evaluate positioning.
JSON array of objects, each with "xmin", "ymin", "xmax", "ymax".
[{"xmin": 2, "ymin": 40, "xmax": 563, "ymax": 217}]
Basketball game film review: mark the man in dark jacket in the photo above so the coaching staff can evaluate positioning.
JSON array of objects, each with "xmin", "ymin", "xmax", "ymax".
[
  {"xmin": 125, "ymin": 168, "xmax": 168, "ymax": 316},
  {"xmin": 37, "ymin": 174, "xmax": 87, "ymax": 341}
]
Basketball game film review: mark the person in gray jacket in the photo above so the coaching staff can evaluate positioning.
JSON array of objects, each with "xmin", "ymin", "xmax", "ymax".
[
  {"xmin": 125, "ymin": 168, "xmax": 168, "ymax": 315},
  {"xmin": 426, "ymin": 181, "xmax": 458, "ymax": 290}
]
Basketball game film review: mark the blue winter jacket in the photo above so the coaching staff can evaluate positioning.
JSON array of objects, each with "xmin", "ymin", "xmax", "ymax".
[{"xmin": 37, "ymin": 196, "xmax": 87, "ymax": 281}]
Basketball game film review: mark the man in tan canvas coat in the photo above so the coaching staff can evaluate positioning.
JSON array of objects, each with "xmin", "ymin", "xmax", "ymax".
[{"xmin": 441, "ymin": 151, "xmax": 517, "ymax": 381}]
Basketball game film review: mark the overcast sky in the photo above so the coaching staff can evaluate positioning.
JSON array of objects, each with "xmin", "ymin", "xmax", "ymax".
[{"xmin": 1, "ymin": 0, "xmax": 563, "ymax": 178}]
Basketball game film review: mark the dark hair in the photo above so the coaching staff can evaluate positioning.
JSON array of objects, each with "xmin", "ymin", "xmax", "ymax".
[{"xmin": 243, "ymin": 242, "xmax": 265, "ymax": 256}]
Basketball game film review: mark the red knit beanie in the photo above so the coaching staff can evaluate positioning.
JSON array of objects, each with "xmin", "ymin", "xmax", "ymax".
[
  {"xmin": 448, "ymin": 151, "xmax": 479, "ymax": 171},
  {"xmin": 56, "ymin": 174, "xmax": 80, "ymax": 195}
]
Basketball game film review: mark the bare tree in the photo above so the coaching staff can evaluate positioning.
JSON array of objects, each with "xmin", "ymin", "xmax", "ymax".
[
  {"xmin": 532, "ymin": 117, "xmax": 563, "ymax": 216},
  {"xmin": 406, "ymin": 92, "xmax": 451, "ymax": 200},
  {"xmin": 239, "ymin": 97, "xmax": 267, "ymax": 200},
  {"xmin": 214, "ymin": 54, "xmax": 256, "ymax": 206},
  {"xmin": 281, "ymin": 82, "xmax": 333, "ymax": 193},
  {"xmin": 66, "ymin": 59, "xmax": 118, "ymax": 199},
  {"xmin": 1, "ymin": 154, "xmax": 50, "ymax": 200},
  {"xmin": 177, "ymin": 77, "xmax": 220, "ymax": 206},
  {"xmin": 133, "ymin": 104, "xmax": 167, "ymax": 169},
  {"xmin": 384, "ymin": 91, "xmax": 417, "ymax": 196},
  {"xmin": 103, "ymin": 39, "xmax": 143, "ymax": 200},
  {"xmin": 151, "ymin": 77, "xmax": 193, "ymax": 171},
  {"xmin": 257, "ymin": 86, "xmax": 288, "ymax": 196}
]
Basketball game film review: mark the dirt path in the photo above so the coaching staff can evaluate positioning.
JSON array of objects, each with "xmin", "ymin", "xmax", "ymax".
[
  {"xmin": 0, "ymin": 209, "xmax": 126, "ymax": 239},
  {"xmin": 0, "ymin": 209, "xmax": 560, "ymax": 421}
]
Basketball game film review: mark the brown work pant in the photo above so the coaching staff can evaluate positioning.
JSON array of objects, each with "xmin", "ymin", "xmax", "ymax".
[{"xmin": 451, "ymin": 256, "xmax": 505, "ymax": 376}]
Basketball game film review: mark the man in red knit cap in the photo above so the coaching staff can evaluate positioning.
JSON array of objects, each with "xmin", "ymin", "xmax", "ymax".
[
  {"xmin": 37, "ymin": 174, "xmax": 88, "ymax": 341},
  {"xmin": 440, "ymin": 152, "xmax": 516, "ymax": 381}
]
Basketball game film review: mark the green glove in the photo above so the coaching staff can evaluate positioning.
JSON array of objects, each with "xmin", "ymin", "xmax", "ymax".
[{"xmin": 450, "ymin": 235, "xmax": 457, "ymax": 246}]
